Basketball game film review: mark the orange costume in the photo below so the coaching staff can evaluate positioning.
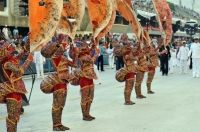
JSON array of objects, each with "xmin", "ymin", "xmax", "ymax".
[
  {"xmin": 0, "ymin": 42, "xmax": 33, "ymax": 132},
  {"xmin": 75, "ymin": 42, "xmax": 97, "ymax": 121},
  {"xmin": 144, "ymin": 45, "xmax": 159, "ymax": 94},
  {"xmin": 135, "ymin": 46, "xmax": 149, "ymax": 99},
  {"xmin": 40, "ymin": 35, "xmax": 77, "ymax": 131},
  {"xmin": 115, "ymin": 40, "xmax": 138, "ymax": 105}
]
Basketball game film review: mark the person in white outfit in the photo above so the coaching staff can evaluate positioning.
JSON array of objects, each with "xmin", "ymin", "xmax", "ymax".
[
  {"xmin": 107, "ymin": 43, "xmax": 114, "ymax": 69},
  {"xmin": 169, "ymin": 46, "xmax": 177, "ymax": 73},
  {"xmin": 2, "ymin": 25, "xmax": 9, "ymax": 40},
  {"xmin": 188, "ymin": 38, "xmax": 200, "ymax": 78},
  {"xmin": 34, "ymin": 51, "xmax": 45, "ymax": 78},
  {"xmin": 177, "ymin": 41, "xmax": 189, "ymax": 74}
]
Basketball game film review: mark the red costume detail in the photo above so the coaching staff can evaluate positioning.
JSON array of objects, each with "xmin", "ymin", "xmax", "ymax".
[
  {"xmin": 53, "ymin": 83, "xmax": 66, "ymax": 92},
  {"xmin": 125, "ymin": 72, "xmax": 135, "ymax": 80},
  {"xmin": 40, "ymin": 39, "xmax": 77, "ymax": 131},
  {"xmin": 6, "ymin": 93, "xmax": 22, "ymax": 102},
  {"xmin": 148, "ymin": 66, "xmax": 155, "ymax": 72},
  {"xmin": 80, "ymin": 77, "xmax": 94, "ymax": 89}
]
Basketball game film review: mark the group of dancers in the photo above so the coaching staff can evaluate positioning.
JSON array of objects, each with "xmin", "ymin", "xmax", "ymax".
[
  {"xmin": 0, "ymin": 33, "xmax": 160, "ymax": 132},
  {"xmin": 115, "ymin": 34, "xmax": 160, "ymax": 105}
]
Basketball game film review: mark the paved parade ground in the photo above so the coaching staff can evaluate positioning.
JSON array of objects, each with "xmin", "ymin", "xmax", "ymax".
[{"xmin": 1, "ymin": 67, "xmax": 200, "ymax": 132}]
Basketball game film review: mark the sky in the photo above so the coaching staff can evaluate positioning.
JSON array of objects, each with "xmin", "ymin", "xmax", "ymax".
[{"xmin": 167, "ymin": 0, "xmax": 200, "ymax": 13}]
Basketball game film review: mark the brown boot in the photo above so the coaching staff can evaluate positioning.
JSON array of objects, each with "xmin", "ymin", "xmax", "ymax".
[
  {"xmin": 124, "ymin": 90, "xmax": 135, "ymax": 105},
  {"xmin": 81, "ymin": 104, "xmax": 93, "ymax": 121},
  {"xmin": 147, "ymin": 83, "xmax": 155, "ymax": 94},
  {"xmin": 135, "ymin": 84, "xmax": 146, "ymax": 99},
  {"xmin": 52, "ymin": 107, "xmax": 70, "ymax": 131},
  {"xmin": 86, "ymin": 102, "xmax": 95, "ymax": 120},
  {"xmin": 52, "ymin": 89, "xmax": 69, "ymax": 131},
  {"xmin": 124, "ymin": 80, "xmax": 135, "ymax": 105},
  {"xmin": 135, "ymin": 85, "xmax": 140, "ymax": 98},
  {"xmin": 6, "ymin": 99, "xmax": 21, "ymax": 132},
  {"xmin": 6, "ymin": 118, "xmax": 17, "ymax": 132},
  {"xmin": 138, "ymin": 85, "xmax": 146, "ymax": 98}
]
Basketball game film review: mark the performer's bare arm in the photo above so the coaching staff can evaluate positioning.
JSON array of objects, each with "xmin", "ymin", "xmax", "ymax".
[{"xmin": 4, "ymin": 62, "xmax": 23, "ymax": 75}]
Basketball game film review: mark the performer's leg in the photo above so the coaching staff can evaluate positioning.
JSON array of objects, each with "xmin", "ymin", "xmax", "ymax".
[
  {"xmin": 135, "ymin": 72, "xmax": 146, "ymax": 99},
  {"xmin": 147, "ymin": 71, "xmax": 155, "ymax": 94},
  {"xmin": 6, "ymin": 94, "xmax": 22, "ymax": 132},
  {"xmin": 86, "ymin": 85, "xmax": 95, "ymax": 120},
  {"xmin": 52, "ymin": 89, "xmax": 69, "ymax": 131},
  {"xmin": 124, "ymin": 79, "xmax": 135, "ymax": 105},
  {"xmin": 81, "ymin": 88, "xmax": 93, "ymax": 121}
]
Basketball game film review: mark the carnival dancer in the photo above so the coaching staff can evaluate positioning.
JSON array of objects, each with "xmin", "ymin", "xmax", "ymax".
[
  {"xmin": 135, "ymin": 44, "xmax": 148, "ymax": 99},
  {"xmin": 115, "ymin": 40, "xmax": 138, "ymax": 105},
  {"xmin": 145, "ymin": 43, "xmax": 160, "ymax": 94},
  {"xmin": 0, "ymin": 41, "xmax": 33, "ymax": 132},
  {"xmin": 76, "ymin": 41, "xmax": 98, "ymax": 121},
  {"xmin": 40, "ymin": 34, "xmax": 77, "ymax": 131}
]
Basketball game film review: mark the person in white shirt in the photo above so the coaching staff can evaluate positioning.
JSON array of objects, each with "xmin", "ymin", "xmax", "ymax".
[
  {"xmin": 107, "ymin": 43, "xmax": 114, "ymax": 69},
  {"xmin": 34, "ymin": 51, "xmax": 45, "ymax": 78},
  {"xmin": 177, "ymin": 41, "xmax": 189, "ymax": 74},
  {"xmin": 188, "ymin": 38, "xmax": 200, "ymax": 78},
  {"xmin": 2, "ymin": 25, "xmax": 9, "ymax": 40}
]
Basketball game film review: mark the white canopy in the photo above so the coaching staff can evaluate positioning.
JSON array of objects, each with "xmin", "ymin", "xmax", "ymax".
[{"xmin": 137, "ymin": 9, "xmax": 156, "ymax": 20}]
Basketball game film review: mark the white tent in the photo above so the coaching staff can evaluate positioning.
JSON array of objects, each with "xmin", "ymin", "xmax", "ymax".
[{"xmin": 136, "ymin": 9, "xmax": 156, "ymax": 20}]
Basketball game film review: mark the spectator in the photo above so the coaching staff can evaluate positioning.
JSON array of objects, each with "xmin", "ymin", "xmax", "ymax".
[
  {"xmin": 177, "ymin": 41, "xmax": 189, "ymax": 74},
  {"xmin": 159, "ymin": 44, "xmax": 171, "ymax": 76},
  {"xmin": 2, "ymin": 25, "xmax": 9, "ymax": 40},
  {"xmin": 107, "ymin": 43, "xmax": 114, "ymax": 69},
  {"xmin": 188, "ymin": 38, "xmax": 200, "ymax": 78},
  {"xmin": 169, "ymin": 45, "xmax": 177, "ymax": 73},
  {"xmin": 97, "ymin": 41, "xmax": 107, "ymax": 71},
  {"xmin": 34, "ymin": 51, "xmax": 45, "ymax": 78}
]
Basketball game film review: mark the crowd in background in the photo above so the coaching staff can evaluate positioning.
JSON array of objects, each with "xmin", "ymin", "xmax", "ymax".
[
  {"xmin": 167, "ymin": 37, "xmax": 200, "ymax": 78},
  {"xmin": 1, "ymin": 28, "xmax": 200, "ymax": 80},
  {"xmin": 72, "ymin": 33, "xmax": 200, "ymax": 79}
]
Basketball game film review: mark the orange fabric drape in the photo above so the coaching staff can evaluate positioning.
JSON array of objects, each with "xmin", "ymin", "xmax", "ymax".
[
  {"xmin": 29, "ymin": 0, "xmax": 48, "ymax": 44},
  {"xmin": 29, "ymin": 0, "xmax": 63, "ymax": 52},
  {"xmin": 87, "ymin": 0, "xmax": 107, "ymax": 28},
  {"xmin": 152, "ymin": 0, "xmax": 173, "ymax": 45}
]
